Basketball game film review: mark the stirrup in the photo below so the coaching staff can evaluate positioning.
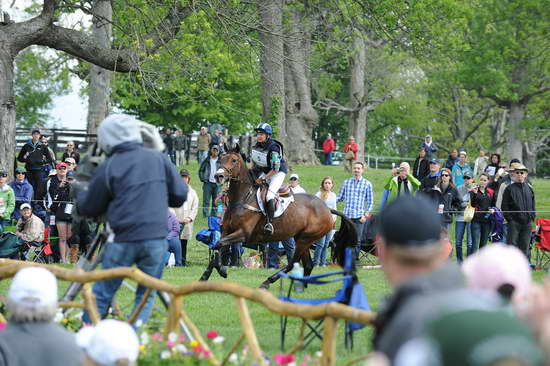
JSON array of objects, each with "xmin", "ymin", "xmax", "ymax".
[{"xmin": 264, "ymin": 222, "xmax": 274, "ymax": 234}]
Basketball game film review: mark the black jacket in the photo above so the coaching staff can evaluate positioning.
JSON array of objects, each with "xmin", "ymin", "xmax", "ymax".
[
  {"xmin": 502, "ymin": 183, "xmax": 535, "ymax": 224},
  {"xmin": 199, "ymin": 156, "xmax": 219, "ymax": 183},
  {"xmin": 77, "ymin": 142, "xmax": 187, "ymax": 242},
  {"xmin": 445, "ymin": 156, "xmax": 458, "ymax": 170},
  {"xmin": 62, "ymin": 151, "xmax": 81, "ymax": 164},
  {"xmin": 17, "ymin": 140, "xmax": 49, "ymax": 170},
  {"xmin": 420, "ymin": 172, "xmax": 440, "ymax": 193},
  {"xmin": 470, "ymin": 188, "xmax": 495, "ymax": 223},
  {"xmin": 413, "ymin": 157, "xmax": 430, "ymax": 181}
]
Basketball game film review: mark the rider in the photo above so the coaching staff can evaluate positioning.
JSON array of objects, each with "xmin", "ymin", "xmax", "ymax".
[{"xmin": 251, "ymin": 122, "xmax": 288, "ymax": 234}]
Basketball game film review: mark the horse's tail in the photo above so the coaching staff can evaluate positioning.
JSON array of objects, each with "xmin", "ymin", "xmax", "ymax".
[{"xmin": 330, "ymin": 209, "xmax": 358, "ymax": 268}]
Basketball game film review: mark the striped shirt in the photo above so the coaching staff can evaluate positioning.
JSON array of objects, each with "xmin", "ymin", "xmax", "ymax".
[{"xmin": 337, "ymin": 177, "xmax": 374, "ymax": 219}]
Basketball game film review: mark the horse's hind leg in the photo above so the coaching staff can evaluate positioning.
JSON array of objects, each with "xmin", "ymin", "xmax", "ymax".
[
  {"xmin": 259, "ymin": 243, "xmax": 306, "ymax": 289},
  {"xmin": 301, "ymin": 249, "xmax": 314, "ymax": 277}
]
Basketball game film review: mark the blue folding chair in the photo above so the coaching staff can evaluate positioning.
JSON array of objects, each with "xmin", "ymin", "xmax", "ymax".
[{"xmin": 279, "ymin": 247, "xmax": 370, "ymax": 351}]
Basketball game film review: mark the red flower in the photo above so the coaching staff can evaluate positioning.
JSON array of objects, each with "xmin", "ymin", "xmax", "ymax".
[
  {"xmin": 193, "ymin": 345, "xmax": 205, "ymax": 353},
  {"xmin": 206, "ymin": 330, "xmax": 219, "ymax": 339},
  {"xmin": 274, "ymin": 354, "xmax": 296, "ymax": 364}
]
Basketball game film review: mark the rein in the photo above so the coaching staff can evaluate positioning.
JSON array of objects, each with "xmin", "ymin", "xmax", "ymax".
[{"xmin": 223, "ymin": 157, "xmax": 262, "ymax": 214}]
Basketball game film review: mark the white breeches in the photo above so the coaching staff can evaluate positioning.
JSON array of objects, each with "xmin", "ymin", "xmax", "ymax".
[{"xmin": 259, "ymin": 172, "xmax": 286, "ymax": 201}]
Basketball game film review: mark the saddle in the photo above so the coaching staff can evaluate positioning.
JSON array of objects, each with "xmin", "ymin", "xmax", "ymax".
[{"xmin": 259, "ymin": 183, "xmax": 291, "ymax": 204}]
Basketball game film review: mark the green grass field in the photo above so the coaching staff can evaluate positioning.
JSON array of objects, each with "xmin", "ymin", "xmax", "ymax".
[{"xmin": 2, "ymin": 161, "xmax": 550, "ymax": 364}]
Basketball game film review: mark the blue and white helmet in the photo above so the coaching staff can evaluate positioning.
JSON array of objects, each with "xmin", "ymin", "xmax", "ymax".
[{"xmin": 254, "ymin": 122, "xmax": 273, "ymax": 135}]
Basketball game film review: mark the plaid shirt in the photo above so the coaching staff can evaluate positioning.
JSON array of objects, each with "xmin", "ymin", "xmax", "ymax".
[{"xmin": 337, "ymin": 177, "xmax": 374, "ymax": 219}]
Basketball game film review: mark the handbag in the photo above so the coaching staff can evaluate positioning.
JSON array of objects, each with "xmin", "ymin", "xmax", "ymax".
[
  {"xmin": 345, "ymin": 150, "xmax": 355, "ymax": 160},
  {"xmin": 464, "ymin": 200, "xmax": 475, "ymax": 223}
]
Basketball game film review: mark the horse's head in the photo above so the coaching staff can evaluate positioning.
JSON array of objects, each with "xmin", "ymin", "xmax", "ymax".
[{"xmin": 215, "ymin": 143, "xmax": 247, "ymax": 184}]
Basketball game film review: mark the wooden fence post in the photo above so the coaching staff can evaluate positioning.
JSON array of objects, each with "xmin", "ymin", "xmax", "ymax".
[
  {"xmin": 164, "ymin": 294, "xmax": 182, "ymax": 337},
  {"xmin": 321, "ymin": 317, "xmax": 338, "ymax": 366},
  {"xmin": 235, "ymin": 297, "xmax": 266, "ymax": 366}
]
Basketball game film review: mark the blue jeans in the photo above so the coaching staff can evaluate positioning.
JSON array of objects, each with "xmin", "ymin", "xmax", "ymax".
[
  {"xmin": 313, "ymin": 230, "xmax": 334, "ymax": 266},
  {"xmin": 198, "ymin": 150, "xmax": 208, "ymax": 164},
  {"xmin": 351, "ymin": 218, "xmax": 366, "ymax": 258},
  {"xmin": 164, "ymin": 237, "xmax": 182, "ymax": 266},
  {"xmin": 455, "ymin": 221, "xmax": 472, "ymax": 262},
  {"xmin": 267, "ymin": 238, "xmax": 295, "ymax": 268},
  {"xmin": 202, "ymin": 182, "xmax": 219, "ymax": 217},
  {"xmin": 83, "ymin": 239, "xmax": 168, "ymax": 326},
  {"xmin": 324, "ymin": 152, "xmax": 333, "ymax": 165},
  {"xmin": 471, "ymin": 221, "xmax": 490, "ymax": 254}
]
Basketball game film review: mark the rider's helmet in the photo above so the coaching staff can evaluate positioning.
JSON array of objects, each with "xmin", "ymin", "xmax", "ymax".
[{"xmin": 254, "ymin": 122, "xmax": 273, "ymax": 136}]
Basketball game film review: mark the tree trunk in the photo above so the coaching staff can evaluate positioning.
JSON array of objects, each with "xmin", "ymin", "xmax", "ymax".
[
  {"xmin": 86, "ymin": 0, "xmax": 113, "ymax": 135},
  {"xmin": 523, "ymin": 141, "xmax": 537, "ymax": 176},
  {"xmin": 0, "ymin": 48, "xmax": 16, "ymax": 177},
  {"xmin": 507, "ymin": 102, "xmax": 524, "ymax": 163},
  {"xmin": 348, "ymin": 34, "xmax": 367, "ymax": 163},
  {"xmin": 283, "ymin": 10, "xmax": 318, "ymax": 164},
  {"xmin": 257, "ymin": 0, "xmax": 285, "ymax": 139},
  {"xmin": 490, "ymin": 109, "xmax": 507, "ymax": 154}
]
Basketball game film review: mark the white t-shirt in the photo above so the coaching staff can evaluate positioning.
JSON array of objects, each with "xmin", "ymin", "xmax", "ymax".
[
  {"xmin": 291, "ymin": 185, "xmax": 306, "ymax": 194},
  {"xmin": 316, "ymin": 191, "xmax": 337, "ymax": 222},
  {"xmin": 209, "ymin": 158, "xmax": 218, "ymax": 183}
]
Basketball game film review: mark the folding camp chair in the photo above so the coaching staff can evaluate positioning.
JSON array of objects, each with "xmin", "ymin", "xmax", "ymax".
[
  {"xmin": 22, "ymin": 227, "xmax": 53, "ymax": 264},
  {"xmin": 196, "ymin": 216, "xmax": 222, "ymax": 259},
  {"xmin": 279, "ymin": 247, "xmax": 370, "ymax": 351},
  {"xmin": 358, "ymin": 215, "xmax": 380, "ymax": 265},
  {"xmin": 535, "ymin": 218, "xmax": 550, "ymax": 270}
]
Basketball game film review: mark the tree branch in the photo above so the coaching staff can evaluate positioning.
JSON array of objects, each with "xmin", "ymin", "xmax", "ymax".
[
  {"xmin": 34, "ymin": 1, "xmax": 195, "ymax": 73},
  {"xmin": 520, "ymin": 85, "xmax": 550, "ymax": 104}
]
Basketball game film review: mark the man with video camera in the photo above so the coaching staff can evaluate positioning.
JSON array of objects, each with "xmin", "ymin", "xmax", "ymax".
[{"xmin": 77, "ymin": 114, "xmax": 187, "ymax": 326}]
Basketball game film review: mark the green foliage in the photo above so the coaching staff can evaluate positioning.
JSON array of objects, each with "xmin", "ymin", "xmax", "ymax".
[
  {"xmin": 14, "ymin": 48, "xmax": 71, "ymax": 128},
  {"xmin": 111, "ymin": 10, "xmax": 261, "ymax": 133}
]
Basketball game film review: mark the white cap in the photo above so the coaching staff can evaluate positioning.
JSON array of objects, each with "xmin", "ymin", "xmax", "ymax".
[
  {"xmin": 20, "ymin": 203, "xmax": 32, "ymax": 210},
  {"xmin": 77, "ymin": 319, "xmax": 139, "ymax": 365},
  {"xmin": 8, "ymin": 267, "xmax": 57, "ymax": 308},
  {"xmin": 289, "ymin": 173, "xmax": 299, "ymax": 180}
]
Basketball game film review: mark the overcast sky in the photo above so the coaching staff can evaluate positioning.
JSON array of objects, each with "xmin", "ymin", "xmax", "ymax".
[{"xmin": 11, "ymin": 0, "xmax": 88, "ymax": 130}]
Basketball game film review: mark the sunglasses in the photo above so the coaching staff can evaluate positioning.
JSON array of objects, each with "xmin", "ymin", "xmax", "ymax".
[
  {"xmin": 58, "ymin": 166, "xmax": 67, "ymax": 170},
  {"xmin": 0, "ymin": 174, "xmax": 7, "ymax": 178},
  {"xmin": 441, "ymin": 174, "xmax": 450, "ymax": 177},
  {"xmin": 16, "ymin": 172, "xmax": 25, "ymax": 175},
  {"xmin": 65, "ymin": 162, "xmax": 75, "ymax": 165},
  {"xmin": 464, "ymin": 176, "xmax": 472, "ymax": 179},
  {"xmin": 515, "ymin": 171, "xmax": 526, "ymax": 175}
]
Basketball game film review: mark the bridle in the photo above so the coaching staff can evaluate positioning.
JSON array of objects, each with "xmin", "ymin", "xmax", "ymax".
[{"xmin": 218, "ymin": 152, "xmax": 261, "ymax": 213}]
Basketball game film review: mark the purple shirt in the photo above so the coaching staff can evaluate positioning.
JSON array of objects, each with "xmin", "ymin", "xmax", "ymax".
[{"xmin": 167, "ymin": 210, "xmax": 180, "ymax": 239}]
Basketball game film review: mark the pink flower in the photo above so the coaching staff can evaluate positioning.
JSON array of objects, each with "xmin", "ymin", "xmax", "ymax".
[
  {"xmin": 0, "ymin": 323, "xmax": 6, "ymax": 332},
  {"xmin": 303, "ymin": 355, "xmax": 312, "ymax": 362},
  {"xmin": 202, "ymin": 350, "xmax": 211, "ymax": 358},
  {"xmin": 206, "ymin": 330, "xmax": 219, "ymax": 339},
  {"xmin": 178, "ymin": 334, "xmax": 186, "ymax": 343},
  {"xmin": 193, "ymin": 345, "xmax": 205, "ymax": 353},
  {"xmin": 166, "ymin": 340, "xmax": 175, "ymax": 348},
  {"xmin": 274, "ymin": 354, "xmax": 296, "ymax": 365},
  {"xmin": 152, "ymin": 333, "xmax": 163, "ymax": 341},
  {"xmin": 300, "ymin": 363, "xmax": 308, "ymax": 366}
]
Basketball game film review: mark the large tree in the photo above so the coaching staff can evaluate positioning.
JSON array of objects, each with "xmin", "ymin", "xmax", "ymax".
[{"xmin": 0, "ymin": 0, "xmax": 195, "ymax": 174}]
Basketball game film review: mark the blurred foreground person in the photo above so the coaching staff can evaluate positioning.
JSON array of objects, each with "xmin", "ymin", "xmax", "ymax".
[
  {"xmin": 77, "ymin": 319, "xmax": 139, "ymax": 366},
  {"xmin": 0, "ymin": 267, "xmax": 83, "ymax": 365}
]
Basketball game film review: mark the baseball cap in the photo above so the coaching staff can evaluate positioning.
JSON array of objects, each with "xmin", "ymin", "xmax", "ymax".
[
  {"xmin": 210, "ymin": 144, "xmax": 220, "ymax": 151},
  {"xmin": 31, "ymin": 129, "xmax": 41, "ymax": 135},
  {"xmin": 463, "ymin": 244, "xmax": 532, "ymax": 302},
  {"xmin": 67, "ymin": 171, "xmax": 75, "ymax": 178},
  {"xmin": 77, "ymin": 319, "xmax": 140, "ymax": 365},
  {"xmin": 64, "ymin": 157, "xmax": 76, "ymax": 165},
  {"xmin": 428, "ymin": 157, "xmax": 440, "ymax": 165},
  {"xmin": 289, "ymin": 173, "xmax": 299, "ymax": 180},
  {"xmin": 8, "ymin": 267, "xmax": 58, "ymax": 309},
  {"xmin": 0, "ymin": 169, "xmax": 8, "ymax": 177},
  {"xmin": 15, "ymin": 167, "xmax": 27, "ymax": 174},
  {"xmin": 380, "ymin": 195, "xmax": 442, "ymax": 248},
  {"xmin": 20, "ymin": 203, "xmax": 32, "ymax": 210},
  {"xmin": 56, "ymin": 162, "xmax": 68, "ymax": 169},
  {"xmin": 459, "ymin": 151, "xmax": 467, "ymax": 156},
  {"xmin": 180, "ymin": 169, "xmax": 190, "ymax": 177},
  {"xmin": 463, "ymin": 170, "xmax": 473, "ymax": 178},
  {"xmin": 426, "ymin": 310, "xmax": 543, "ymax": 366}
]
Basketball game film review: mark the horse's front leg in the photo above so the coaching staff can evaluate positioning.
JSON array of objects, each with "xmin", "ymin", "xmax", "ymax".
[
  {"xmin": 199, "ymin": 229, "xmax": 247, "ymax": 282},
  {"xmin": 216, "ymin": 228, "xmax": 247, "ymax": 248}
]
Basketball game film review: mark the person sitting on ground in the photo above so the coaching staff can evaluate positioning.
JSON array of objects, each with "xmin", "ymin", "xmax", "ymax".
[
  {"xmin": 15, "ymin": 203, "xmax": 44, "ymax": 245},
  {"xmin": 9, "ymin": 167, "xmax": 33, "ymax": 221},
  {"xmin": 0, "ymin": 169, "xmax": 15, "ymax": 231},
  {"xmin": 61, "ymin": 140, "xmax": 80, "ymax": 164},
  {"xmin": 76, "ymin": 319, "xmax": 139, "ymax": 366},
  {"xmin": 373, "ymin": 195, "xmax": 466, "ymax": 362},
  {"xmin": 0, "ymin": 267, "xmax": 84, "ymax": 365},
  {"xmin": 288, "ymin": 173, "xmax": 306, "ymax": 194},
  {"xmin": 384, "ymin": 162, "xmax": 421, "ymax": 204},
  {"xmin": 165, "ymin": 208, "xmax": 182, "ymax": 266},
  {"xmin": 413, "ymin": 148, "xmax": 430, "ymax": 182}
]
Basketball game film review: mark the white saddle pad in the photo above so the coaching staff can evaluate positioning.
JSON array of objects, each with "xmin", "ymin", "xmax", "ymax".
[{"xmin": 256, "ymin": 189, "xmax": 295, "ymax": 218}]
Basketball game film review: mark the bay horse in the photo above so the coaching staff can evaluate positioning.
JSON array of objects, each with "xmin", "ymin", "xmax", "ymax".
[{"xmin": 201, "ymin": 144, "xmax": 356, "ymax": 289}]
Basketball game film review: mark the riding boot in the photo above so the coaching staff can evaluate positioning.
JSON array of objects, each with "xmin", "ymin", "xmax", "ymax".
[
  {"xmin": 264, "ymin": 199, "xmax": 276, "ymax": 234},
  {"xmin": 213, "ymin": 250, "xmax": 228, "ymax": 278}
]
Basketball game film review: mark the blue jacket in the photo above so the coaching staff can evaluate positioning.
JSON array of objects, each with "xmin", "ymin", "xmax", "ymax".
[
  {"xmin": 9, "ymin": 179, "xmax": 34, "ymax": 220},
  {"xmin": 77, "ymin": 142, "xmax": 187, "ymax": 242}
]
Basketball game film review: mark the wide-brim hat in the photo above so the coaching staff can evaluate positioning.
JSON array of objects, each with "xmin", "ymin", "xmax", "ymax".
[{"xmin": 508, "ymin": 162, "xmax": 528, "ymax": 172}]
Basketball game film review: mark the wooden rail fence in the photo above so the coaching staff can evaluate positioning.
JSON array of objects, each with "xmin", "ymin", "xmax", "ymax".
[{"xmin": 0, "ymin": 259, "xmax": 376, "ymax": 366}]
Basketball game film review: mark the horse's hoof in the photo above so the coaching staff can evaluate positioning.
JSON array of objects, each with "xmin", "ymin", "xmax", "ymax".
[
  {"xmin": 259, "ymin": 282, "xmax": 270, "ymax": 290},
  {"xmin": 199, "ymin": 270, "xmax": 212, "ymax": 281},
  {"xmin": 217, "ymin": 265, "xmax": 228, "ymax": 278}
]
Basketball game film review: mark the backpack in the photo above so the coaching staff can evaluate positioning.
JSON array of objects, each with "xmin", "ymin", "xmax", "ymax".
[{"xmin": 489, "ymin": 207, "xmax": 505, "ymax": 242}]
